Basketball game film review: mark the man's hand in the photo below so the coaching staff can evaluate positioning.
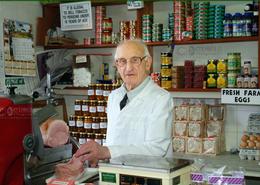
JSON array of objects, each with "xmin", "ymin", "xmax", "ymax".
[{"xmin": 74, "ymin": 140, "xmax": 111, "ymax": 164}]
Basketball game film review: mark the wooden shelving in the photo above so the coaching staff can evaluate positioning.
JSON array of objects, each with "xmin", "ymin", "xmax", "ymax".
[
  {"xmin": 169, "ymin": 88, "xmax": 221, "ymax": 92},
  {"xmin": 44, "ymin": 36, "xmax": 258, "ymax": 49}
]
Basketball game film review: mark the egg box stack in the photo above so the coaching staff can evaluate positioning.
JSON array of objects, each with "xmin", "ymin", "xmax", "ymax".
[
  {"xmin": 172, "ymin": 103, "xmax": 225, "ymax": 155},
  {"xmin": 239, "ymin": 113, "xmax": 260, "ymax": 160}
]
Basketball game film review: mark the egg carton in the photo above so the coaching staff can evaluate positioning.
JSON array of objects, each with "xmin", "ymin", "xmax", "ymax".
[
  {"xmin": 239, "ymin": 149, "xmax": 260, "ymax": 160},
  {"xmin": 247, "ymin": 123, "xmax": 260, "ymax": 134}
]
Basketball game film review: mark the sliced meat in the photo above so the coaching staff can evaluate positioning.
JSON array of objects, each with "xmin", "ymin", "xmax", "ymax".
[
  {"xmin": 54, "ymin": 156, "xmax": 85, "ymax": 180},
  {"xmin": 40, "ymin": 118, "xmax": 69, "ymax": 147}
]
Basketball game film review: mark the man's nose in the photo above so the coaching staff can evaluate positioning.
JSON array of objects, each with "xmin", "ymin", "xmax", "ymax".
[{"xmin": 125, "ymin": 60, "xmax": 134, "ymax": 70}]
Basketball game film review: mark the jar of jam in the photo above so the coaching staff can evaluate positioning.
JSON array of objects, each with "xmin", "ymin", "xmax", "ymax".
[
  {"xmin": 87, "ymin": 84, "xmax": 96, "ymax": 100},
  {"xmin": 68, "ymin": 115, "xmax": 76, "ymax": 132},
  {"xmin": 95, "ymin": 84, "xmax": 103, "ymax": 100},
  {"xmin": 103, "ymin": 84, "xmax": 111, "ymax": 101},
  {"xmin": 81, "ymin": 100, "xmax": 89, "ymax": 116},
  {"xmin": 104, "ymin": 101, "xmax": 108, "ymax": 114},
  {"xmin": 97, "ymin": 100, "xmax": 106, "ymax": 117},
  {"xmin": 76, "ymin": 116, "xmax": 84, "ymax": 132},
  {"xmin": 78, "ymin": 132, "xmax": 86, "ymax": 145},
  {"xmin": 102, "ymin": 134, "xmax": 106, "ymax": 146},
  {"xmin": 84, "ymin": 116, "xmax": 92, "ymax": 133},
  {"xmin": 112, "ymin": 83, "xmax": 120, "ymax": 90},
  {"xmin": 71, "ymin": 132, "xmax": 79, "ymax": 141},
  {"xmin": 92, "ymin": 117, "xmax": 100, "ymax": 134},
  {"xmin": 86, "ymin": 133, "xmax": 94, "ymax": 142},
  {"xmin": 74, "ymin": 99, "xmax": 82, "ymax": 116},
  {"xmin": 89, "ymin": 100, "xmax": 97, "ymax": 117},
  {"xmin": 94, "ymin": 133, "xmax": 102, "ymax": 145},
  {"xmin": 100, "ymin": 117, "xmax": 107, "ymax": 134}
]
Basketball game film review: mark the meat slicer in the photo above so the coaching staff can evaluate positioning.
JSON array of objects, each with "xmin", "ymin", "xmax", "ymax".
[{"xmin": 23, "ymin": 104, "xmax": 77, "ymax": 185}]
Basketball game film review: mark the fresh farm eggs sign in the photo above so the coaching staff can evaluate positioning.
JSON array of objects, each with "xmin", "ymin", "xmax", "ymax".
[{"xmin": 221, "ymin": 88, "xmax": 260, "ymax": 105}]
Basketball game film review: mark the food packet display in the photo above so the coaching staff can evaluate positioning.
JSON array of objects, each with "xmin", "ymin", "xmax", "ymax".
[
  {"xmin": 188, "ymin": 121, "xmax": 205, "ymax": 138},
  {"xmin": 173, "ymin": 121, "xmax": 188, "ymax": 136},
  {"xmin": 208, "ymin": 105, "xmax": 225, "ymax": 121},
  {"xmin": 172, "ymin": 136, "xmax": 186, "ymax": 152},
  {"xmin": 202, "ymin": 137, "xmax": 220, "ymax": 155},
  {"xmin": 186, "ymin": 137, "xmax": 202, "ymax": 154},
  {"xmin": 189, "ymin": 105, "xmax": 206, "ymax": 121},
  {"xmin": 174, "ymin": 105, "xmax": 189, "ymax": 121},
  {"xmin": 206, "ymin": 121, "xmax": 224, "ymax": 137}
]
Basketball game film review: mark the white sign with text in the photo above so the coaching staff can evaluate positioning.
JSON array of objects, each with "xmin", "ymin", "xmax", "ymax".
[
  {"xmin": 60, "ymin": 1, "xmax": 92, "ymax": 31},
  {"xmin": 221, "ymin": 88, "xmax": 260, "ymax": 105}
]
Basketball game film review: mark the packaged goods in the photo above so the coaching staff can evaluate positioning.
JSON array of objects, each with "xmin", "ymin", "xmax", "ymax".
[
  {"xmin": 206, "ymin": 121, "xmax": 223, "ymax": 137},
  {"xmin": 203, "ymin": 137, "xmax": 220, "ymax": 155},
  {"xmin": 188, "ymin": 121, "xmax": 204, "ymax": 137},
  {"xmin": 208, "ymin": 105, "xmax": 224, "ymax": 121},
  {"xmin": 189, "ymin": 105, "xmax": 206, "ymax": 121},
  {"xmin": 173, "ymin": 121, "xmax": 188, "ymax": 136},
  {"xmin": 174, "ymin": 105, "xmax": 189, "ymax": 121},
  {"xmin": 186, "ymin": 137, "xmax": 202, "ymax": 154},
  {"xmin": 172, "ymin": 136, "xmax": 186, "ymax": 152}
]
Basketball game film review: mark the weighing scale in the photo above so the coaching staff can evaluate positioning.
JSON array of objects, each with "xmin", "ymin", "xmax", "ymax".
[{"xmin": 99, "ymin": 155, "xmax": 193, "ymax": 185}]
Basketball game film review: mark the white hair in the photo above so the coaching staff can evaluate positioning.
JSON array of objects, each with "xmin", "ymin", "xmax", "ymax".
[{"xmin": 114, "ymin": 39, "xmax": 151, "ymax": 59}]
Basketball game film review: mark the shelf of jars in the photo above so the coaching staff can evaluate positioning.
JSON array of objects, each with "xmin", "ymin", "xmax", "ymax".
[{"xmin": 44, "ymin": 36, "xmax": 258, "ymax": 50}]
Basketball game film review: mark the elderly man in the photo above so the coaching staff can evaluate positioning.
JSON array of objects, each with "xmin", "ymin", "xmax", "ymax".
[{"xmin": 75, "ymin": 39, "xmax": 173, "ymax": 165}]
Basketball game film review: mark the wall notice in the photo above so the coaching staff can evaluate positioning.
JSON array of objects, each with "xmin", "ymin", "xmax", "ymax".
[
  {"xmin": 60, "ymin": 1, "xmax": 92, "ymax": 31},
  {"xmin": 221, "ymin": 88, "xmax": 260, "ymax": 105}
]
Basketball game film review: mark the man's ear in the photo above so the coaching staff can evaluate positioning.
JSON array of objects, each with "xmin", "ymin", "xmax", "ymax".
[{"xmin": 145, "ymin": 56, "xmax": 152, "ymax": 72}]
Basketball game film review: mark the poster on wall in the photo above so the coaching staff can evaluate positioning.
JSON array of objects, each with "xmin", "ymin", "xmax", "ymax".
[
  {"xmin": 3, "ymin": 18, "xmax": 36, "ymax": 77},
  {"xmin": 60, "ymin": 1, "xmax": 92, "ymax": 31}
]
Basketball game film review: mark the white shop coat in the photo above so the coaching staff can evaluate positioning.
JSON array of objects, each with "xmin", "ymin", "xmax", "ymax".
[{"xmin": 106, "ymin": 77, "xmax": 173, "ymax": 158}]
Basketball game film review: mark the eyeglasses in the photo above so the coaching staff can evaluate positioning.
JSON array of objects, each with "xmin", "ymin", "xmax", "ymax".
[{"xmin": 115, "ymin": 56, "xmax": 146, "ymax": 67}]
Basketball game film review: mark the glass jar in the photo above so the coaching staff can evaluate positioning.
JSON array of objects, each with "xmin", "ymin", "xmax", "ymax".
[
  {"xmin": 87, "ymin": 84, "xmax": 96, "ymax": 100},
  {"xmin": 92, "ymin": 117, "xmax": 100, "ymax": 134},
  {"xmin": 102, "ymin": 134, "xmax": 106, "ymax": 146},
  {"xmin": 103, "ymin": 84, "xmax": 111, "ymax": 101},
  {"xmin": 95, "ymin": 84, "xmax": 103, "ymax": 100},
  {"xmin": 112, "ymin": 83, "xmax": 120, "ymax": 90},
  {"xmin": 76, "ymin": 116, "xmax": 84, "ymax": 132},
  {"xmin": 71, "ymin": 131, "xmax": 79, "ymax": 141},
  {"xmin": 84, "ymin": 116, "xmax": 92, "ymax": 133},
  {"xmin": 100, "ymin": 116, "xmax": 107, "ymax": 134},
  {"xmin": 89, "ymin": 100, "xmax": 97, "ymax": 117},
  {"xmin": 104, "ymin": 100, "xmax": 108, "ymax": 114},
  {"xmin": 74, "ymin": 99, "xmax": 82, "ymax": 116},
  {"xmin": 97, "ymin": 100, "xmax": 106, "ymax": 117},
  {"xmin": 79, "ymin": 132, "xmax": 86, "ymax": 145},
  {"xmin": 87, "ymin": 133, "xmax": 94, "ymax": 142},
  {"xmin": 68, "ymin": 115, "xmax": 76, "ymax": 132},
  {"xmin": 81, "ymin": 100, "xmax": 89, "ymax": 116},
  {"xmin": 94, "ymin": 133, "xmax": 102, "ymax": 145}
]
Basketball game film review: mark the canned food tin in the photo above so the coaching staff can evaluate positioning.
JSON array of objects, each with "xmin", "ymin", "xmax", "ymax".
[{"xmin": 228, "ymin": 72, "xmax": 237, "ymax": 87}]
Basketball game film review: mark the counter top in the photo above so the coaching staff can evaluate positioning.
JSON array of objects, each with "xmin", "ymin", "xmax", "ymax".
[{"xmin": 173, "ymin": 152, "xmax": 260, "ymax": 177}]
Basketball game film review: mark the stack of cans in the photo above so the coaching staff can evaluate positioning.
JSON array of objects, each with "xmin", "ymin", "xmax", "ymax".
[
  {"xmin": 142, "ymin": 14, "xmax": 153, "ymax": 42},
  {"xmin": 194, "ymin": 2, "xmax": 210, "ymax": 40},
  {"xmin": 173, "ymin": 0, "xmax": 186, "ymax": 41},
  {"xmin": 129, "ymin": 20, "xmax": 137, "ymax": 40},
  {"xmin": 95, "ymin": 6, "xmax": 106, "ymax": 44},
  {"xmin": 227, "ymin": 53, "xmax": 241, "ymax": 88},
  {"xmin": 152, "ymin": 23, "xmax": 163, "ymax": 42},
  {"xmin": 184, "ymin": 60, "xmax": 194, "ymax": 88},
  {"xmin": 163, "ymin": 28, "xmax": 172, "ymax": 41},
  {"xmin": 120, "ymin": 21, "xmax": 130, "ymax": 41},
  {"xmin": 208, "ymin": 5, "xmax": 225, "ymax": 39}
]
